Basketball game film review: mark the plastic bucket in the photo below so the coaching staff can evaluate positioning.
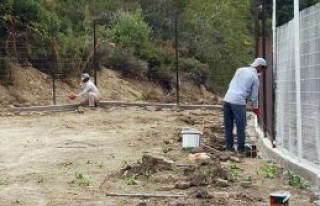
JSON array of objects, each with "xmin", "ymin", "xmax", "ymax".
[
  {"xmin": 181, "ymin": 128, "xmax": 202, "ymax": 148},
  {"xmin": 270, "ymin": 191, "xmax": 290, "ymax": 206}
]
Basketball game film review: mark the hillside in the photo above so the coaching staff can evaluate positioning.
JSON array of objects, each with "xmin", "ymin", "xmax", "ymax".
[{"xmin": 0, "ymin": 63, "xmax": 221, "ymax": 107}]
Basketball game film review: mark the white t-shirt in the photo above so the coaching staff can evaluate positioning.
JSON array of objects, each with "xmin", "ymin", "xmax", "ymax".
[
  {"xmin": 78, "ymin": 80, "xmax": 100, "ymax": 97},
  {"xmin": 223, "ymin": 67, "xmax": 259, "ymax": 108}
]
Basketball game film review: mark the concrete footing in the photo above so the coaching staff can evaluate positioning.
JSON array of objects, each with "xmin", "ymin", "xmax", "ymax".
[
  {"xmin": 255, "ymin": 123, "xmax": 320, "ymax": 187},
  {"xmin": 1, "ymin": 101, "xmax": 224, "ymax": 113}
]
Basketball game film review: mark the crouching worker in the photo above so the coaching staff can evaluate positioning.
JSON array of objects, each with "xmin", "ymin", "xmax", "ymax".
[{"xmin": 69, "ymin": 73, "xmax": 100, "ymax": 107}]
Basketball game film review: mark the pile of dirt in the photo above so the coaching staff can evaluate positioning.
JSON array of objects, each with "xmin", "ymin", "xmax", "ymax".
[{"xmin": 0, "ymin": 63, "xmax": 221, "ymax": 106}]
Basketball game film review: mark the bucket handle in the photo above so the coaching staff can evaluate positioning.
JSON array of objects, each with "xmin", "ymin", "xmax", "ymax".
[{"xmin": 283, "ymin": 193, "xmax": 291, "ymax": 203}]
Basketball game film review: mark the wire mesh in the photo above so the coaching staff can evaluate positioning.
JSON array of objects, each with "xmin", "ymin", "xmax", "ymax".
[
  {"xmin": 300, "ymin": 3, "xmax": 320, "ymax": 165},
  {"xmin": 275, "ymin": 3, "xmax": 320, "ymax": 166}
]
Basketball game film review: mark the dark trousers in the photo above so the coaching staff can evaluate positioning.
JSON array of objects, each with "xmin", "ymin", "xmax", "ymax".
[{"xmin": 223, "ymin": 101, "xmax": 247, "ymax": 153}]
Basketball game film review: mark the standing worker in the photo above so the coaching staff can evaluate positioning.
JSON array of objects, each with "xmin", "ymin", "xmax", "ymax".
[
  {"xmin": 223, "ymin": 57, "xmax": 267, "ymax": 156},
  {"xmin": 68, "ymin": 73, "xmax": 100, "ymax": 107}
]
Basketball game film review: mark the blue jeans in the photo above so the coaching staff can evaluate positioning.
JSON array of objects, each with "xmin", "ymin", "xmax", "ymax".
[{"xmin": 223, "ymin": 101, "xmax": 246, "ymax": 153}]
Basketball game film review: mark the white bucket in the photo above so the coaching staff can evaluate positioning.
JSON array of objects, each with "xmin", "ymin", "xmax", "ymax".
[{"xmin": 181, "ymin": 128, "xmax": 202, "ymax": 148}]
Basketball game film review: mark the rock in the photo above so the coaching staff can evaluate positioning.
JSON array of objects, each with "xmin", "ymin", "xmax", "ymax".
[
  {"xmin": 240, "ymin": 181, "xmax": 252, "ymax": 188},
  {"xmin": 155, "ymin": 106, "xmax": 162, "ymax": 111},
  {"xmin": 7, "ymin": 104, "xmax": 15, "ymax": 109},
  {"xmin": 142, "ymin": 154, "xmax": 174, "ymax": 166},
  {"xmin": 179, "ymin": 116, "xmax": 195, "ymax": 125},
  {"xmin": 195, "ymin": 158, "xmax": 210, "ymax": 165},
  {"xmin": 146, "ymin": 106, "xmax": 157, "ymax": 112},
  {"xmin": 175, "ymin": 181, "xmax": 191, "ymax": 190},
  {"xmin": 19, "ymin": 112, "xmax": 29, "ymax": 116},
  {"xmin": 230, "ymin": 156, "xmax": 241, "ymax": 163},
  {"xmin": 195, "ymin": 189, "xmax": 212, "ymax": 199},
  {"xmin": 172, "ymin": 106, "xmax": 182, "ymax": 112},
  {"xmin": 162, "ymin": 147, "xmax": 173, "ymax": 154},
  {"xmin": 216, "ymin": 178, "xmax": 229, "ymax": 187},
  {"xmin": 163, "ymin": 139, "xmax": 174, "ymax": 144},
  {"xmin": 136, "ymin": 201, "xmax": 147, "ymax": 206},
  {"xmin": 219, "ymin": 153, "xmax": 231, "ymax": 161}
]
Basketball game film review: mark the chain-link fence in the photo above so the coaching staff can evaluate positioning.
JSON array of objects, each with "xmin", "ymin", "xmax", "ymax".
[
  {"xmin": 0, "ymin": 1, "xmax": 255, "ymax": 107},
  {"xmin": 0, "ymin": 25, "xmax": 87, "ymax": 105},
  {"xmin": 275, "ymin": 2, "xmax": 320, "ymax": 166}
]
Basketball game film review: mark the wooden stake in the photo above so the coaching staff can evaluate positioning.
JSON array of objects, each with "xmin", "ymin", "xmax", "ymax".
[
  {"xmin": 106, "ymin": 192, "xmax": 184, "ymax": 198},
  {"xmin": 201, "ymin": 144, "xmax": 221, "ymax": 154}
]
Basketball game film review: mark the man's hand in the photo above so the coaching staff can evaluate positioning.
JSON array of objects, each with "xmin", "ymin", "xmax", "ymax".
[{"xmin": 253, "ymin": 108, "xmax": 260, "ymax": 116}]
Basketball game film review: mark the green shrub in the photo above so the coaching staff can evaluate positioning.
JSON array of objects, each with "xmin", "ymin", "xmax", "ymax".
[
  {"xmin": 192, "ymin": 63, "xmax": 209, "ymax": 85},
  {"xmin": 147, "ymin": 66, "xmax": 173, "ymax": 91},
  {"xmin": 0, "ymin": 55, "xmax": 12, "ymax": 85},
  {"xmin": 284, "ymin": 169, "xmax": 309, "ymax": 189},
  {"xmin": 139, "ymin": 44, "xmax": 167, "ymax": 68},
  {"xmin": 260, "ymin": 163, "xmax": 279, "ymax": 179},
  {"xmin": 119, "ymin": 55, "xmax": 148, "ymax": 80},
  {"xmin": 179, "ymin": 57, "xmax": 209, "ymax": 85},
  {"xmin": 106, "ymin": 9, "xmax": 151, "ymax": 51},
  {"xmin": 179, "ymin": 57, "xmax": 199, "ymax": 72}
]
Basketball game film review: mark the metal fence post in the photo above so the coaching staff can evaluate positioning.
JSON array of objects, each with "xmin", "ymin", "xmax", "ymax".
[
  {"xmin": 51, "ymin": 17, "xmax": 56, "ymax": 105},
  {"xmin": 294, "ymin": 0, "xmax": 302, "ymax": 162},
  {"xmin": 93, "ymin": 19, "xmax": 97, "ymax": 87},
  {"xmin": 174, "ymin": 10, "xmax": 179, "ymax": 105},
  {"xmin": 262, "ymin": 0, "xmax": 268, "ymax": 138}
]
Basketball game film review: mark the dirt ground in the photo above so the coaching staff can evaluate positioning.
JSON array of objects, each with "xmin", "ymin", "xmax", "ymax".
[{"xmin": 0, "ymin": 106, "xmax": 315, "ymax": 206}]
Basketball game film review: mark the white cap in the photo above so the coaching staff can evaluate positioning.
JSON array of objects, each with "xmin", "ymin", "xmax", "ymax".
[
  {"xmin": 250, "ymin": 58, "xmax": 267, "ymax": 68},
  {"xmin": 81, "ymin": 73, "xmax": 90, "ymax": 80}
]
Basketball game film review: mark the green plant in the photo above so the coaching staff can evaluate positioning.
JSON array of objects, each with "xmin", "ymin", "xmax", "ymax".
[
  {"xmin": 124, "ymin": 174, "xmax": 138, "ymax": 185},
  {"xmin": 142, "ymin": 170, "xmax": 153, "ymax": 179},
  {"xmin": 0, "ymin": 55, "xmax": 12, "ymax": 85},
  {"xmin": 226, "ymin": 163, "xmax": 243, "ymax": 181},
  {"xmin": 106, "ymin": 9, "xmax": 151, "ymax": 51},
  {"xmin": 37, "ymin": 178, "xmax": 44, "ymax": 184},
  {"xmin": 172, "ymin": 167, "xmax": 181, "ymax": 175},
  {"xmin": 242, "ymin": 176, "xmax": 252, "ymax": 183},
  {"xmin": 260, "ymin": 163, "xmax": 279, "ymax": 179},
  {"xmin": 97, "ymin": 163, "xmax": 104, "ymax": 169},
  {"xmin": 203, "ymin": 169, "xmax": 215, "ymax": 181},
  {"xmin": 0, "ymin": 179, "xmax": 10, "ymax": 185},
  {"xmin": 86, "ymin": 160, "xmax": 93, "ymax": 164},
  {"xmin": 69, "ymin": 171, "xmax": 90, "ymax": 186},
  {"xmin": 139, "ymin": 43, "xmax": 166, "ymax": 68},
  {"xmin": 284, "ymin": 169, "xmax": 309, "ymax": 189}
]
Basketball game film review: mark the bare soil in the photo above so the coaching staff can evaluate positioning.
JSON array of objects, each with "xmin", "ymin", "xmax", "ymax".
[
  {"xmin": 0, "ymin": 63, "xmax": 221, "ymax": 107},
  {"xmin": 0, "ymin": 107, "xmax": 315, "ymax": 206}
]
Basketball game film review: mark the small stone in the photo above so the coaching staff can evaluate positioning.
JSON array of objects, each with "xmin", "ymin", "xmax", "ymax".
[
  {"xmin": 230, "ymin": 156, "xmax": 241, "ymax": 163},
  {"xmin": 7, "ymin": 104, "xmax": 15, "ymax": 109},
  {"xmin": 172, "ymin": 106, "xmax": 182, "ymax": 112},
  {"xmin": 146, "ymin": 106, "xmax": 156, "ymax": 111},
  {"xmin": 175, "ymin": 181, "xmax": 191, "ymax": 190},
  {"xmin": 163, "ymin": 139, "xmax": 174, "ymax": 144},
  {"xmin": 195, "ymin": 189, "xmax": 212, "ymax": 199},
  {"xmin": 219, "ymin": 153, "xmax": 231, "ymax": 161},
  {"xmin": 240, "ymin": 181, "xmax": 252, "ymax": 188},
  {"xmin": 136, "ymin": 201, "xmax": 147, "ymax": 206},
  {"xmin": 216, "ymin": 178, "xmax": 229, "ymax": 187},
  {"xmin": 195, "ymin": 158, "xmax": 210, "ymax": 165}
]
